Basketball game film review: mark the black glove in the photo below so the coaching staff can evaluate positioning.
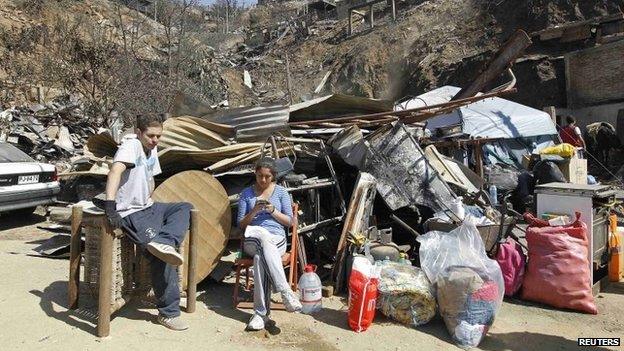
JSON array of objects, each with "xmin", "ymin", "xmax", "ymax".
[{"xmin": 103, "ymin": 200, "xmax": 123, "ymax": 229}]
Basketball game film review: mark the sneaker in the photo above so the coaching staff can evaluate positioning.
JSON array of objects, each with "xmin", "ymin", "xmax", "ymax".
[
  {"xmin": 157, "ymin": 315, "xmax": 189, "ymax": 331},
  {"xmin": 245, "ymin": 313, "xmax": 267, "ymax": 331},
  {"xmin": 280, "ymin": 289, "xmax": 302, "ymax": 313},
  {"xmin": 147, "ymin": 242, "xmax": 183, "ymax": 266}
]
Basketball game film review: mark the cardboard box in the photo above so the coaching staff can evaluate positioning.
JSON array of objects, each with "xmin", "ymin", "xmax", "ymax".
[{"xmin": 557, "ymin": 157, "xmax": 588, "ymax": 184}]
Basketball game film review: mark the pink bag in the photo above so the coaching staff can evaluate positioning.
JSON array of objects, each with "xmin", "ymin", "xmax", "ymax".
[{"xmin": 495, "ymin": 238, "xmax": 526, "ymax": 297}]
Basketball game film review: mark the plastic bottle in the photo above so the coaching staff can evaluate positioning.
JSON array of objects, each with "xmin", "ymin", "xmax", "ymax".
[
  {"xmin": 608, "ymin": 215, "xmax": 623, "ymax": 282},
  {"xmin": 363, "ymin": 242, "xmax": 374, "ymax": 264},
  {"xmin": 489, "ymin": 185, "xmax": 498, "ymax": 206},
  {"xmin": 298, "ymin": 264, "xmax": 323, "ymax": 314},
  {"xmin": 449, "ymin": 196, "xmax": 465, "ymax": 220},
  {"xmin": 398, "ymin": 252, "xmax": 412, "ymax": 265}
]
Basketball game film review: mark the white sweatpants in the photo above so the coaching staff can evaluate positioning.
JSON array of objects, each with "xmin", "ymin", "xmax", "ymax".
[{"xmin": 243, "ymin": 226, "xmax": 288, "ymax": 316}]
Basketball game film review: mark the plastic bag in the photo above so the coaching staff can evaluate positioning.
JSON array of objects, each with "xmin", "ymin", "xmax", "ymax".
[
  {"xmin": 348, "ymin": 256, "xmax": 379, "ymax": 332},
  {"xmin": 377, "ymin": 261, "xmax": 436, "ymax": 327},
  {"xmin": 495, "ymin": 238, "xmax": 526, "ymax": 296},
  {"xmin": 418, "ymin": 217, "xmax": 504, "ymax": 349},
  {"xmin": 522, "ymin": 212, "xmax": 597, "ymax": 314},
  {"xmin": 539, "ymin": 143, "xmax": 576, "ymax": 158},
  {"xmin": 485, "ymin": 165, "xmax": 519, "ymax": 191}
]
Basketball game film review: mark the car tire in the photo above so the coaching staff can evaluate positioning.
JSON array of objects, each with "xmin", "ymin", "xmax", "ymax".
[{"xmin": 11, "ymin": 207, "xmax": 37, "ymax": 216}]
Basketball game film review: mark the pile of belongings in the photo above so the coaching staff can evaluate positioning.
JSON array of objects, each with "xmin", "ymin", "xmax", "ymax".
[
  {"xmin": 437, "ymin": 267, "xmax": 501, "ymax": 348},
  {"xmin": 377, "ymin": 261, "xmax": 436, "ymax": 327},
  {"xmin": 418, "ymin": 218, "xmax": 504, "ymax": 349}
]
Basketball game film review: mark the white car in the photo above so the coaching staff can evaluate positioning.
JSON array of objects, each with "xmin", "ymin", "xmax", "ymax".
[{"xmin": 0, "ymin": 142, "xmax": 60, "ymax": 215}]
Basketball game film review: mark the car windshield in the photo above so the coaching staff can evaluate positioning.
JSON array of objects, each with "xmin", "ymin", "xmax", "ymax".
[{"xmin": 0, "ymin": 142, "xmax": 35, "ymax": 162}]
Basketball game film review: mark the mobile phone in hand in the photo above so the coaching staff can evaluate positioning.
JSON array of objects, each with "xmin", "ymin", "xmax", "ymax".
[{"xmin": 256, "ymin": 199, "xmax": 270, "ymax": 206}]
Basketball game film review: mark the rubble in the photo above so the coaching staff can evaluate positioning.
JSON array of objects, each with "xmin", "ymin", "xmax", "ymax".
[{"xmin": 0, "ymin": 96, "xmax": 97, "ymax": 169}]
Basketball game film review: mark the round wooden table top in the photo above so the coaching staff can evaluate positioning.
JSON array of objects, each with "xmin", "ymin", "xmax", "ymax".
[{"xmin": 153, "ymin": 170, "xmax": 231, "ymax": 288}]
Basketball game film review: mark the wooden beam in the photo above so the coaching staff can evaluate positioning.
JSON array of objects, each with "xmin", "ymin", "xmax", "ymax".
[
  {"xmin": 285, "ymin": 54, "xmax": 293, "ymax": 104},
  {"xmin": 186, "ymin": 209, "xmax": 199, "ymax": 313},
  {"xmin": 348, "ymin": 10, "xmax": 352, "ymax": 36},
  {"xmin": 543, "ymin": 106, "xmax": 557, "ymax": 125},
  {"xmin": 453, "ymin": 30, "xmax": 531, "ymax": 100},
  {"xmin": 68, "ymin": 206, "xmax": 83, "ymax": 310},
  {"xmin": 474, "ymin": 141, "xmax": 484, "ymax": 179}
]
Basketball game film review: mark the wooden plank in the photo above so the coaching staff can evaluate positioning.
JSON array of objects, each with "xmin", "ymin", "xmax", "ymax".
[
  {"xmin": 186, "ymin": 209, "xmax": 199, "ymax": 313},
  {"xmin": 152, "ymin": 171, "xmax": 231, "ymax": 289},
  {"xmin": 539, "ymin": 28, "xmax": 564, "ymax": 41},
  {"xmin": 68, "ymin": 206, "xmax": 83, "ymax": 310},
  {"xmin": 332, "ymin": 172, "xmax": 377, "ymax": 290},
  {"xmin": 560, "ymin": 24, "xmax": 592, "ymax": 43},
  {"xmin": 86, "ymin": 132, "xmax": 118, "ymax": 158},
  {"xmin": 97, "ymin": 223, "xmax": 114, "ymax": 338}
]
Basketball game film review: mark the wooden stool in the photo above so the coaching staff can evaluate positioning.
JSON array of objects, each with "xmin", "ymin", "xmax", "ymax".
[{"xmin": 68, "ymin": 206, "xmax": 199, "ymax": 337}]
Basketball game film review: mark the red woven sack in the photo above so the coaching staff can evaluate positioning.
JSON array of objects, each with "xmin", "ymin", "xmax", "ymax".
[
  {"xmin": 521, "ymin": 212, "xmax": 597, "ymax": 314},
  {"xmin": 348, "ymin": 257, "xmax": 379, "ymax": 332}
]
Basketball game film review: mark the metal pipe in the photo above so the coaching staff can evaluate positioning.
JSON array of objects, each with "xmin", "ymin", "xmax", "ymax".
[{"xmin": 390, "ymin": 214, "xmax": 420, "ymax": 237}]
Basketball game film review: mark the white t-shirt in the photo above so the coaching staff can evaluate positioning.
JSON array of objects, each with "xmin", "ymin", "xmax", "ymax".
[
  {"xmin": 574, "ymin": 126, "xmax": 582, "ymax": 136},
  {"xmin": 113, "ymin": 135, "xmax": 162, "ymax": 218}
]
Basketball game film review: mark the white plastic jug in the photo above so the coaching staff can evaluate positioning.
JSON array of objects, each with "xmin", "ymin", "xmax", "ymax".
[{"xmin": 298, "ymin": 264, "xmax": 322, "ymax": 314}]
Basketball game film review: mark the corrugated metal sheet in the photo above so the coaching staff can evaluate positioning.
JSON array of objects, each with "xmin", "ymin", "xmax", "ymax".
[
  {"xmin": 202, "ymin": 105, "xmax": 291, "ymax": 142},
  {"xmin": 159, "ymin": 116, "xmax": 234, "ymax": 150},
  {"xmin": 289, "ymin": 94, "xmax": 393, "ymax": 122},
  {"xmin": 171, "ymin": 92, "xmax": 290, "ymax": 142}
]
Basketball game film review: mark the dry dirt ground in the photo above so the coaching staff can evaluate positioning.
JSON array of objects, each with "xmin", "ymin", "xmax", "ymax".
[{"xmin": 1, "ymin": 209, "xmax": 623, "ymax": 351}]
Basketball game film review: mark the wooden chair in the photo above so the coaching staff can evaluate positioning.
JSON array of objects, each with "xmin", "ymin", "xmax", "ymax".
[
  {"xmin": 232, "ymin": 203, "xmax": 299, "ymax": 309},
  {"xmin": 68, "ymin": 206, "xmax": 199, "ymax": 337}
]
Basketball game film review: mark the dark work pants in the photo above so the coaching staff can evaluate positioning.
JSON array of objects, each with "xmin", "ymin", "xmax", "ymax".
[{"xmin": 122, "ymin": 202, "xmax": 192, "ymax": 317}]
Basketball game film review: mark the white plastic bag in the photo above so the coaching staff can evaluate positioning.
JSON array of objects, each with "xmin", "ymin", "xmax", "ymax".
[{"xmin": 417, "ymin": 217, "xmax": 504, "ymax": 349}]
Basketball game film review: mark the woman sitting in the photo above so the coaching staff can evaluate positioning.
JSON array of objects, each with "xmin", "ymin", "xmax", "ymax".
[{"xmin": 237, "ymin": 157, "xmax": 302, "ymax": 331}]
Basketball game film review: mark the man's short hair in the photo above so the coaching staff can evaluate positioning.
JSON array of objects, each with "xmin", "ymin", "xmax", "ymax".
[
  {"xmin": 136, "ymin": 114, "xmax": 165, "ymax": 131},
  {"xmin": 566, "ymin": 115, "xmax": 576, "ymax": 125}
]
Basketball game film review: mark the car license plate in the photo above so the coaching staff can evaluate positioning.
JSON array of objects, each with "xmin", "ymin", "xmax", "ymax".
[{"xmin": 18, "ymin": 174, "xmax": 39, "ymax": 184}]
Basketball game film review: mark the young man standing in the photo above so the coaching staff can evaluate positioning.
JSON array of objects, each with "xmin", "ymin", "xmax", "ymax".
[
  {"xmin": 100, "ymin": 114, "xmax": 192, "ymax": 331},
  {"xmin": 559, "ymin": 115, "xmax": 586, "ymax": 151}
]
